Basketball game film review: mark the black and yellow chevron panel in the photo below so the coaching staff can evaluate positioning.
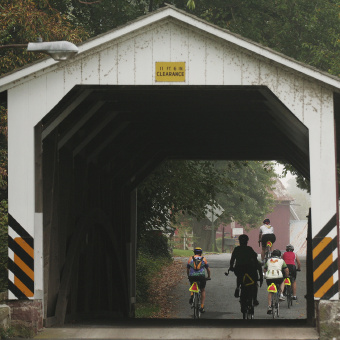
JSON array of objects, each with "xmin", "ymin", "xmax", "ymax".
[
  {"xmin": 8, "ymin": 214, "xmax": 34, "ymax": 299},
  {"xmin": 312, "ymin": 214, "xmax": 339, "ymax": 299}
]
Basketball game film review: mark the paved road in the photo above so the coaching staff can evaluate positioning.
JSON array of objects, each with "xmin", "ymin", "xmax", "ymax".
[
  {"xmin": 170, "ymin": 253, "xmax": 307, "ymax": 320},
  {"xmin": 35, "ymin": 253, "xmax": 318, "ymax": 339}
]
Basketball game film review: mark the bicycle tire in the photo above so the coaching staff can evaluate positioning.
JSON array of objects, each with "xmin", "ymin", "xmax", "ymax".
[
  {"xmin": 240, "ymin": 285, "xmax": 255, "ymax": 320},
  {"xmin": 264, "ymin": 245, "xmax": 271, "ymax": 263},
  {"xmin": 193, "ymin": 293, "xmax": 199, "ymax": 319},
  {"xmin": 271, "ymin": 289, "xmax": 279, "ymax": 319},
  {"xmin": 286, "ymin": 285, "xmax": 292, "ymax": 309}
]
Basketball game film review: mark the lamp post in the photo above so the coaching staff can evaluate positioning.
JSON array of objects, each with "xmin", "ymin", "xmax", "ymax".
[{"xmin": 0, "ymin": 39, "xmax": 78, "ymax": 61}]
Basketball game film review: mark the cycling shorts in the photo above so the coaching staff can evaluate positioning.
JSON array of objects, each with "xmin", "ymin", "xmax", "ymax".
[
  {"xmin": 261, "ymin": 233, "xmax": 276, "ymax": 248},
  {"xmin": 287, "ymin": 264, "xmax": 297, "ymax": 281},
  {"xmin": 188, "ymin": 276, "xmax": 207, "ymax": 289},
  {"xmin": 266, "ymin": 277, "xmax": 283, "ymax": 287}
]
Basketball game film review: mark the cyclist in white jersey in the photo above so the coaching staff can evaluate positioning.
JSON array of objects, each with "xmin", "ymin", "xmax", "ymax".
[{"xmin": 259, "ymin": 218, "xmax": 276, "ymax": 262}]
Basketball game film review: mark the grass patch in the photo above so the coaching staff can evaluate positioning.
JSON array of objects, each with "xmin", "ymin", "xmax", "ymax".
[
  {"xmin": 135, "ymin": 303, "xmax": 161, "ymax": 318},
  {"xmin": 0, "ymin": 323, "xmax": 35, "ymax": 339},
  {"xmin": 172, "ymin": 249, "xmax": 193, "ymax": 257},
  {"xmin": 172, "ymin": 249, "xmax": 221, "ymax": 257}
]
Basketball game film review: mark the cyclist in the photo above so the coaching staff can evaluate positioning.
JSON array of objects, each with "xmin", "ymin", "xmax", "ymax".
[
  {"xmin": 280, "ymin": 244, "xmax": 301, "ymax": 300},
  {"xmin": 259, "ymin": 218, "xmax": 276, "ymax": 263},
  {"xmin": 264, "ymin": 249, "xmax": 289, "ymax": 314},
  {"xmin": 230, "ymin": 234, "xmax": 263, "ymax": 306},
  {"xmin": 187, "ymin": 247, "xmax": 211, "ymax": 313}
]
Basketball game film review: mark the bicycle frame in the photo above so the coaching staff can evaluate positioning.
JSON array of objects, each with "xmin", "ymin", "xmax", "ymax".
[
  {"xmin": 284, "ymin": 277, "xmax": 293, "ymax": 308},
  {"xmin": 189, "ymin": 281, "xmax": 201, "ymax": 319},
  {"xmin": 267, "ymin": 282, "xmax": 280, "ymax": 318},
  {"xmin": 264, "ymin": 241, "xmax": 272, "ymax": 263},
  {"xmin": 240, "ymin": 282, "xmax": 256, "ymax": 319}
]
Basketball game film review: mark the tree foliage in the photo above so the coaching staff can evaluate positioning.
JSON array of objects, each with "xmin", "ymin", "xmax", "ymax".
[
  {"xmin": 180, "ymin": 0, "xmax": 340, "ymax": 77},
  {"xmin": 0, "ymin": 0, "xmax": 89, "ymax": 75},
  {"xmin": 137, "ymin": 160, "xmax": 223, "ymax": 237},
  {"xmin": 215, "ymin": 161, "xmax": 276, "ymax": 228},
  {"xmin": 137, "ymin": 160, "xmax": 276, "ymax": 241}
]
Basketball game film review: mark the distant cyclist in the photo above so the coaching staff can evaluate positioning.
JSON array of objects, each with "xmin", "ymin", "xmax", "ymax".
[
  {"xmin": 187, "ymin": 247, "xmax": 211, "ymax": 313},
  {"xmin": 259, "ymin": 218, "xmax": 276, "ymax": 262},
  {"xmin": 280, "ymin": 244, "xmax": 301, "ymax": 300},
  {"xmin": 264, "ymin": 249, "xmax": 289, "ymax": 314},
  {"xmin": 230, "ymin": 234, "xmax": 262, "ymax": 306}
]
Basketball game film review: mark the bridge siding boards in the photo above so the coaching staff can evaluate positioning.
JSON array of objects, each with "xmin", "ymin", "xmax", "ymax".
[{"xmin": 0, "ymin": 5, "xmax": 339, "ymax": 323}]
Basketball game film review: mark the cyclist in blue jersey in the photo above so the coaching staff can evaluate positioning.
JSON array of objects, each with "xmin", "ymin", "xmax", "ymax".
[{"xmin": 187, "ymin": 247, "xmax": 211, "ymax": 313}]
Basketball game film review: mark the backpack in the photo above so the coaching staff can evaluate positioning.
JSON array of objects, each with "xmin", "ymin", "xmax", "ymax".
[{"xmin": 192, "ymin": 256, "xmax": 204, "ymax": 271}]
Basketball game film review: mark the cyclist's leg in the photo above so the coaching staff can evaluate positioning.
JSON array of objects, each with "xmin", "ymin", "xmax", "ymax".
[
  {"xmin": 268, "ymin": 234, "xmax": 276, "ymax": 252},
  {"xmin": 266, "ymin": 279, "xmax": 273, "ymax": 313},
  {"xmin": 261, "ymin": 235, "xmax": 267, "ymax": 261},
  {"xmin": 188, "ymin": 277, "xmax": 194, "ymax": 304},
  {"xmin": 199, "ymin": 277, "xmax": 207, "ymax": 311},
  {"xmin": 289, "ymin": 265, "xmax": 297, "ymax": 297}
]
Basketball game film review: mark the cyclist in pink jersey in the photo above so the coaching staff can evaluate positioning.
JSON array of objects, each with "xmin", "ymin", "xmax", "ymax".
[{"xmin": 280, "ymin": 244, "xmax": 301, "ymax": 300}]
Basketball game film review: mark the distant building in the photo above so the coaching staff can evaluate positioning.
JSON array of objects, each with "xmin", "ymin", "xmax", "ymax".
[{"xmin": 218, "ymin": 178, "xmax": 301, "ymax": 254}]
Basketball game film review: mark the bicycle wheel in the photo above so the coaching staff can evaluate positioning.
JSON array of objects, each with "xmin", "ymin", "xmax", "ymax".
[
  {"xmin": 272, "ymin": 292, "xmax": 279, "ymax": 319},
  {"xmin": 193, "ymin": 293, "xmax": 199, "ymax": 319},
  {"xmin": 271, "ymin": 294, "xmax": 275, "ymax": 319},
  {"xmin": 194, "ymin": 292, "xmax": 201, "ymax": 319},
  {"xmin": 286, "ymin": 286, "xmax": 292, "ymax": 309}
]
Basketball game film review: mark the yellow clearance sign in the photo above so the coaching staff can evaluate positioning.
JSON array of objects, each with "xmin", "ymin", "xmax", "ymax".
[{"xmin": 155, "ymin": 62, "xmax": 185, "ymax": 82}]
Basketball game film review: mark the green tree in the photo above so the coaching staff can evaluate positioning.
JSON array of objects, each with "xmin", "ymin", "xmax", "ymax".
[
  {"xmin": 0, "ymin": 0, "xmax": 89, "ymax": 75},
  {"xmin": 137, "ymin": 160, "xmax": 223, "ymax": 238},
  {"xmin": 49, "ymin": 0, "xmax": 148, "ymax": 37},
  {"xmin": 182, "ymin": 0, "xmax": 340, "ymax": 77},
  {"xmin": 215, "ymin": 161, "xmax": 276, "ymax": 228},
  {"xmin": 139, "ymin": 160, "xmax": 276, "ymax": 251}
]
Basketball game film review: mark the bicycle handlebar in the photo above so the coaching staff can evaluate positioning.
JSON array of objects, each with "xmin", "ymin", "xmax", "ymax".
[{"xmin": 225, "ymin": 269, "xmax": 232, "ymax": 276}]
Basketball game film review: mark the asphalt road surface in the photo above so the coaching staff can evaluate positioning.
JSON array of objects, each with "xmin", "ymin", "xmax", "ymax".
[
  {"xmin": 170, "ymin": 253, "xmax": 307, "ymax": 320},
  {"xmin": 35, "ymin": 253, "xmax": 317, "ymax": 339}
]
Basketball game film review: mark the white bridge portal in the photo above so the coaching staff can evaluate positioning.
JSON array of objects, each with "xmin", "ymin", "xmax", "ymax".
[{"xmin": 0, "ymin": 5, "xmax": 339, "ymax": 327}]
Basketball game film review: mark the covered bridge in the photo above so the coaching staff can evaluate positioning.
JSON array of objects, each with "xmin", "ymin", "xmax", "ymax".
[{"xmin": 0, "ymin": 5, "xmax": 339, "ymax": 328}]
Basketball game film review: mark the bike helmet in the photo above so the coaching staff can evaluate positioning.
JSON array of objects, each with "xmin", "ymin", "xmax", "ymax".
[
  {"xmin": 238, "ymin": 234, "xmax": 249, "ymax": 245},
  {"xmin": 263, "ymin": 218, "xmax": 270, "ymax": 224},
  {"xmin": 272, "ymin": 249, "xmax": 281, "ymax": 257},
  {"xmin": 286, "ymin": 244, "xmax": 294, "ymax": 251},
  {"xmin": 194, "ymin": 247, "xmax": 203, "ymax": 255}
]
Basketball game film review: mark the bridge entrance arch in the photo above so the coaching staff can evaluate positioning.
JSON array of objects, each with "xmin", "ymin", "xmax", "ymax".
[{"xmin": 0, "ymin": 4, "xmax": 339, "ymax": 333}]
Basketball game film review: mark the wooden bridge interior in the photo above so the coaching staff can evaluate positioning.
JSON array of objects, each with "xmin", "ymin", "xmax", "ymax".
[{"xmin": 38, "ymin": 85, "xmax": 310, "ymax": 325}]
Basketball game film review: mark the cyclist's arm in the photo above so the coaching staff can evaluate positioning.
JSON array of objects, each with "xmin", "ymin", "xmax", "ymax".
[
  {"xmin": 187, "ymin": 262, "xmax": 191, "ymax": 277},
  {"xmin": 295, "ymin": 254, "xmax": 301, "ymax": 270},
  {"xmin": 258, "ymin": 229, "xmax": 262, "ymax": 242},
  {"xmin": 230, "ymin": 249, "xmax": 236, "ymax": 268},
  {"xmin": 206, "ymin": 267, "xmax": 211, "ymax": 279}
]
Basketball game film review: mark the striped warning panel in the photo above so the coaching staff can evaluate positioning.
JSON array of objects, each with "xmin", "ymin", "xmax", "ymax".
[
  {"xmin": 312, "ymin": 214, "xmax": 339, "ymax": 300},
  {"xmin": 8, "ymin": 214, "xmax": 34, "ymax": 299}
]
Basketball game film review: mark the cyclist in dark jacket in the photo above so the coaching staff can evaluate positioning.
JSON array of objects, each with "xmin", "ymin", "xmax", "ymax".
[{"xmin": 230, "ymin": 234, "xmax": 263, "ymax": 305}]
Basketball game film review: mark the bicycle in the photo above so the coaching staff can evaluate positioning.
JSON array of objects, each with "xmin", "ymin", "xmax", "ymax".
[
  {"xmin": 189, "ymin": 277, "xmax": 211, "ymax": 319},
  {"xmin": 264, "ymin": 240, "xmax": 272, "ymax": 263},
  {"xmin": 284, "ymin": 269, "xmax": 301, "ymax": 308},
  {"xmin": 225, "ymin": 269, "xmax": 257, "ymax": 320},
  {"xmin": 268, "ymin": 282, "xmax": 280, "ymax": 318},
  {"xmin": 284, "ymin": 277, "xmax": 293, "ymax": 308}
]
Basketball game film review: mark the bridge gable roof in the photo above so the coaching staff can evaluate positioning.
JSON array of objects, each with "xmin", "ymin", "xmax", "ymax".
[{"xmin": 0, "ymin": 4, "xmax": 339, "ymax": 92}]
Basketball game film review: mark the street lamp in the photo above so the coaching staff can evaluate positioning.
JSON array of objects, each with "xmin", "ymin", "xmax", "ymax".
[
  {"xmin": 27, "ymin": 40, "xmax": 78, "ymax": 61},
  {"xmin": 0, "ymin": 39, "xmax": 79, "ymax": 61}
]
